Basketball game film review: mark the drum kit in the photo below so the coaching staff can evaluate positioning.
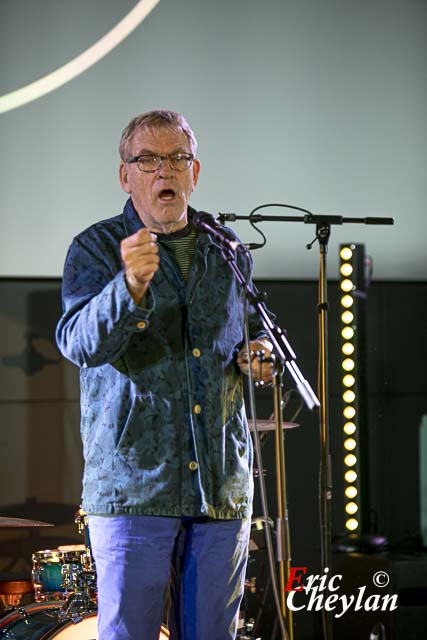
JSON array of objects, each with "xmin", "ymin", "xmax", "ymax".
[
  {"xmin": 0, "ymin": 420, "xmax": 297, "ymax": 640},
  {"xmin": 0, "ymin": 512, "xmax": 169, "ymax": 640},
  {"xmin": 0, "ymin": 430, "xmax": 291, "ymax": 640},
  {"xmin": 0, "ymin": 511, "xmax": 265, "ymax": 640}
]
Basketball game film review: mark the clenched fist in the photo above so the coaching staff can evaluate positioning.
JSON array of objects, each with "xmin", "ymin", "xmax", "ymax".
[{"xmin": 121, "ymin": 228, "xmax": 160, "ymax": 304}]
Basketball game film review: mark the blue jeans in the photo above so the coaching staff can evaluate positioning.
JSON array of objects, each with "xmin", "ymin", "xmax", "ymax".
[{"xmin": 88, "ymin": 515, "xmax": 251, "ymax": 640}]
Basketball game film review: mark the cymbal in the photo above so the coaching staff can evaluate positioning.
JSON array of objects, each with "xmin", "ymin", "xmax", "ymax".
[
  {"xmin": 0, "ymin": 516, "xmax": 53, "ymax": 528},
  {"xmin": 248, "ymin": 419, "xmax": 300, "ymax": 432}
]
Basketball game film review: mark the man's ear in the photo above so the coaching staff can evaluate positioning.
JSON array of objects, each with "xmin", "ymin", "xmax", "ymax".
[
  {"xmin": 191, "ymin": 158, "xmax": 201, "ymax": 192},
  {"xmin": 119, "ymin": 162, "xmax": 131, "ymax": 194}
]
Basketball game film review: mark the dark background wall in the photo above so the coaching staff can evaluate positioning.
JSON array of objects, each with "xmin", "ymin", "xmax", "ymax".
[
  {"xmin": 252, "ymin": 280, "xmax": 427, "ymax": 546},
  {"xmin": 0, "ymin": 277, "xmax": 426, "ymax": 638},
  {"xmin": 249, "ymin": 280, "xmax": 427, "ymax": 638}
]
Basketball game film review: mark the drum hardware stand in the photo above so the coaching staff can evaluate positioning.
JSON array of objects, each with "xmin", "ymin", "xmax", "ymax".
[
  {"xmin": 272, "ymin": 369, "xmax": 293, "ymax": 638},
  {"xmin": 59, "ymin": 589, "xmax": 96, "ymax": 624},
  {"xmin": 219, "ymin": 207, "xmax": 394, "ymax": 640},
  {"xmin": 251, "ymin": 361, "xmax": 295, "ymax": 639},
  {"xmin": 237, "ymin": 620, "xmax": 261, "ymax": 640},
  {"xmin": 238, "ymin": 574, "xmax": 260, "ymax": 640},
  {"xmin": 60, "ymin": 556, "xmax": 97, "ymax": 623},
  {"xmin": 56, "ymin": 508, "xmax": 97, "ymax": 623}
]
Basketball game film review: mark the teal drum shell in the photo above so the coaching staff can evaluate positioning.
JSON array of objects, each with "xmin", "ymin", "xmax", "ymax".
[{"xmin": 32, "ymin": 547, "xmax": 87, "ymax": 601}]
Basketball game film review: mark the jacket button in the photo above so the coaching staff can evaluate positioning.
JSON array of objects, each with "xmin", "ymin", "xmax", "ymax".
[
  {"xmin": 193, "ymin": 404, "xmax": 202, "ymax": 414},
  {"xmin": 192, "ymin": 348, "xmax": 201, "ymax": 357},
  {"xmin": 136, "ymin": 321, "xmax": 146, "ymax": 330},
  {"xmin": 188, "ymin": 461, "xmax": 198, "ymax": 471}
]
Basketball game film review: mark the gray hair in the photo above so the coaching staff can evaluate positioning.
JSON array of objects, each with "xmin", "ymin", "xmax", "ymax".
[{"xmin": 119, "ymin": 109, "xmax": 198, "ymax": 161}]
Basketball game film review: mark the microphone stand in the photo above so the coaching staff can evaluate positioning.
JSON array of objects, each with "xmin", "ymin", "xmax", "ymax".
[{"xmin": 218, "ymin": 210, "xmax": 394, "ymax": 640}]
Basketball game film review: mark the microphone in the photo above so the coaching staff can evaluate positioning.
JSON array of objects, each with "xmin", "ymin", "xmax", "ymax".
[{"xmin": 191, "ymin": 211, "xmax": 247, "ymax": 253}]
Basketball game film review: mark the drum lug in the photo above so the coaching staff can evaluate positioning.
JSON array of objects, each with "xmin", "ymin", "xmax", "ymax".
[{"xmin": 17, "ymin": 606, "xmax": 31, "ymax": 624}]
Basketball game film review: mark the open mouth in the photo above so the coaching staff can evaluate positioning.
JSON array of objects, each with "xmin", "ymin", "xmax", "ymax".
[{"xmin": 158, "ymin": 188, "xmax": 176, "ymax": 202}]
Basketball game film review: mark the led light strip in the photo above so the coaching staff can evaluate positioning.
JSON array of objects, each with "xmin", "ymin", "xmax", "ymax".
[
  {"xmin": 0, "ymin": 0, "xmax": 161, "ymax": 114},
  {"xmin": 339, "ymin": 244, "xmax": 360, "ymax": 533}
]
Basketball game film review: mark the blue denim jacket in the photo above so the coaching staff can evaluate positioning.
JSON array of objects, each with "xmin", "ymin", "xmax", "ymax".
[{"xmin": 56, "ymin": 199, "xmax": 265, "ymax": 519}]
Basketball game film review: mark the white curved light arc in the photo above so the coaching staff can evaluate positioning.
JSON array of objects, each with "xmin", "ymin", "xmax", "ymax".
[{"xmin": 0, "ymin": 0, "xmax": 161, "ymax": 115}]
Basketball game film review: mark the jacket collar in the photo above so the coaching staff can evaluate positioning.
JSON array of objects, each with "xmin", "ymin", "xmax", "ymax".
[
  {"xmin": 123, "ymin": 197, "xmax": 144, "ymax": 236},
  {"xmin": 123, "ymin": 197, "xmax": 222, "ymax": 254}
]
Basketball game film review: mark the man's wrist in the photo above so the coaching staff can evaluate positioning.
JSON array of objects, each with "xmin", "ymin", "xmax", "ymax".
[{"xmin": 125, "ymin": 275, "xmax": 148, "ymax": 305}]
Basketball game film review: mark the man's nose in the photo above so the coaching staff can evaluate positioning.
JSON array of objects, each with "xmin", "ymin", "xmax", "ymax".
[{"xmin": 157, "ymin": 156, "xmax": 174, "ymax": 176}]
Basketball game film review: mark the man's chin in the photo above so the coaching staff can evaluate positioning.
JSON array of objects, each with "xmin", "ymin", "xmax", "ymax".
[{"xmin": 152, "ymin": 205, "xmax": 188, "ymax": 232}]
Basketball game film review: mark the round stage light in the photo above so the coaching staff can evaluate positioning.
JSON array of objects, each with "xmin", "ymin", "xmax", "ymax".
[
  {"xmin": 341, "ymin": 327, "xmax": 354, "ymax": 340},
  {"xmin": 343, "ymin": 374, "xmax": 355, "ymax": 387},
  {"xmin": 342, "ymin": 358, "xmax": 355, "ymax": 372},
  {"xmin": 345, "ymin": 470, "xmax": 357, "ymax": 483},
  {"xmin": 343, "ymin": 406, "xmax": 356, "ymax": 419},
  {"xmin": 344, "ymin": 454, "xmax": 357, "ymax": 467},
  {"xmin": 341, "ymin": 311, "xmax": 354, "ymax": 324},
  {"xmin": 340, "ymin": 247, "xmax": 353, "ymax": 261},
  {"xmin": 344, "ymin": 422, "xmax": 356, "ymax": 435},
  {"xmin": 343, "ymin": 390, "xmax": 356, "ymax": 403},
  {"xmin": 342, "ymin": 343, "xmax": 355, "ymax": 356},
  {"xmin": 340, "ymin": 279, "xmax": 354, "ymax": 293},
  {"xmin": 345, "ymin": 502, "xmax": 358, "ymax": 515},
  {"xmin": 346, "ymin": 518, "xmax": 359, "ymax": 531},
  {"xmin": 345, "ymin": 486, "xmax": 358, "ymax": 499},
  {"xmin": 344, "ymin": 438, "xmax": 357, "ymax": 451},
  {"xmin": 341, "ymin": 295, "xmax": 354, "ymax": 308},
  {"xmin": 340, "ymin": 263, "xmax": 353, "ymax": 277}
]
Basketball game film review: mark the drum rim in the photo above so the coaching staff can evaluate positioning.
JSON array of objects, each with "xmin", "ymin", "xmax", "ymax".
[
  {"xmin": 33, "ymin": 549, "xmax": 63, "ymax": 560},
  {"xmin": 38, "ymin": 610, "xmax": 97, "ymax": 639},
  {"xmin": 33, "ymin": 548, "xmax": 87, "ymax": 560},
  {"xmin": 0, "ymin": 601, "xmax": 169, "ymax": 638},
  {"xmin": 0, "ymin": 601, "xmax": 61, "ymax": 627},
  {"xmin": 57, "ymin": 544, "xmax": 86, "ymax": 552}
]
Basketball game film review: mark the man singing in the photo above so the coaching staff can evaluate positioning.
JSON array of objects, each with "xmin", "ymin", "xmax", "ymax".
[{"xmin": 56, "ymin": 109, "xmax": 273, "ymax": 640}]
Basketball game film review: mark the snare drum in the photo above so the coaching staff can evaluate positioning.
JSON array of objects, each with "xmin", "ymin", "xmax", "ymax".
[
  {"xmin": 0, "ymin": 602, "xmax": 170, "ymax": 639},
  {"xmin": 32, "ymin": 546, "xmax": 87, "ymax": 602}
]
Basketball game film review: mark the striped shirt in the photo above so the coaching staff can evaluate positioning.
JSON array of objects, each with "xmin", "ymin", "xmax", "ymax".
[{"xmin": 157, "ymin": 223, "xmax": 198, "ymax": 281}]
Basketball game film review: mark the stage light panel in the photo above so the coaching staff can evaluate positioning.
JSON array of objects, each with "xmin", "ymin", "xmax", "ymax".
[{"xmin": 339, "ymin": 242, "xmax": 367, "ymax": 535}]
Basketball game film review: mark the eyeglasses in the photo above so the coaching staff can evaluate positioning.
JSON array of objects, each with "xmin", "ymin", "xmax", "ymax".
[{"xmin": 126, "ymin": 152, "xmax": 194, "ymax": 173}]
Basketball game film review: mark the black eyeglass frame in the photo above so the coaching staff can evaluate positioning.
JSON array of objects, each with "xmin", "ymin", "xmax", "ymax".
[{"xmin": 125, "ymin": 152, "xmax": 194, "ymax": 173}]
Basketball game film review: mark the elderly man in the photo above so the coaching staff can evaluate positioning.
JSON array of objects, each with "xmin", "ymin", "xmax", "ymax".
[{"xmin": 56, "ymin": 109, "xmax": 273, "ymax": 640}]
